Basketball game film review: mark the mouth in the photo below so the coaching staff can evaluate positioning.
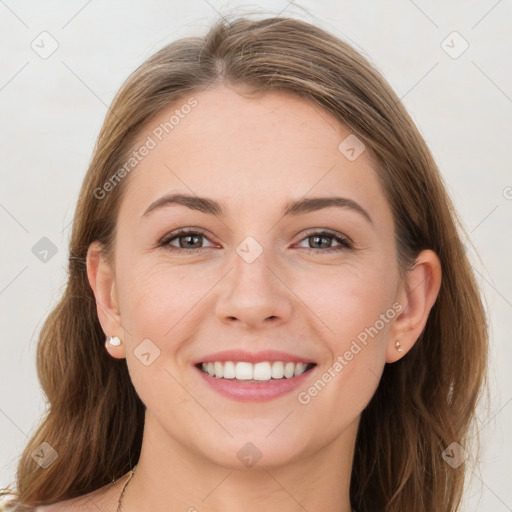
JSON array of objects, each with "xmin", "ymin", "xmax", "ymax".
[
  {"xmin": 192, "ymin": 349, "xmax": 319, "ymax": 401},
  {"xmin": 195, "ymin": 361, "xmax": 317, "ymax": 382}
]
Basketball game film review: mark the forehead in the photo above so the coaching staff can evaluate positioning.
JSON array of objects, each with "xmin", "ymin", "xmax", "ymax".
[{"xmin": 117, "ymin": 85, "xmax": 389, "ymax": 223}]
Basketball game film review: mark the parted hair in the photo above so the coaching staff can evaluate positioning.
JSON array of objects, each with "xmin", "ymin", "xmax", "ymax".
[{"xmin": 1, "ymin": 14, "xmax": 487, "ymax": 512}]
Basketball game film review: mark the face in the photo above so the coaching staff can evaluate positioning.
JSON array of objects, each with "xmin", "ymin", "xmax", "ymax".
[{"xmin": 101, "ymin": 85, "xmax": 406, "ymax": 469}]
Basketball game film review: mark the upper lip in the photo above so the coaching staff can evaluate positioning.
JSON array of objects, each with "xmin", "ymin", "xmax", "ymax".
[{"xmin": 192, "ymin": 349, "xmax": 317, "ymax": 365}]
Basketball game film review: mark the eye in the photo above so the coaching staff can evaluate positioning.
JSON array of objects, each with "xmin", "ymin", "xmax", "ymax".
[
  {"xmin": 295, "ymin": 230, "xmax": 353, "ymax": 253},
  {"xmin": 160, "ymin": 229, "xmax": 215, "ymax": 253},
  {"xmin": 159, "ymin": 228, "xmax": 353, "ymax": 254}
]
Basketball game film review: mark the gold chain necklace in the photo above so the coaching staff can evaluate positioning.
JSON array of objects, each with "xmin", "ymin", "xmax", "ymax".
[
  {"xmin": 116, "ymin": 465, "xmax": 136, "ymax": 512},
  {"xmin": 115, "ymin": 465, "xmax": 356, "ymax": 512}
]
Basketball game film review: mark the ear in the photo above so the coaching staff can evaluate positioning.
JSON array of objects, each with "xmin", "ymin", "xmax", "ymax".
[
  {"xmin": 86, "ymin": 241, "xmax": 126, "ymax": 359},
  {"xmin": 386, "ymin": 249, "xmax": 442, "ymax": 363}
]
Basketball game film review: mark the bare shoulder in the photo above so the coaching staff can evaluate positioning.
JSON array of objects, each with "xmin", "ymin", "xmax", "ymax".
[
  {"xmin": 36, "ymin": 497, "xmax": 81, "ymax": 511},
  {"xmin": 35, "ymin": 493, "xmax": 101, "ymax": 511},
  {"xmin": 35, "ymin": 479, "xmax": 122, "ymax": 512}
]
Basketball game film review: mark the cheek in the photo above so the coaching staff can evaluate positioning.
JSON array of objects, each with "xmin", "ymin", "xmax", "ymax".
[
  {"xmin": 117, "ymin": 261, "xmax": 209, "ymax": 411},
  {"xmin": 291, "ymin": 261, "xmax": 396, "ymax": 416},
  {"xmin": 115, "ymin": 256, "xmax": 211, "ymax": 336},
  {"xmin": 114, "ymin": 257, "xmax": 222, "ymax": 400},
  {"xmin": 293, "ymin": 259, "xmax": 397, "ymax": 346},
  {"xmin": 295, "ymin": 351, "xmax": 382, "ymax": 449}
]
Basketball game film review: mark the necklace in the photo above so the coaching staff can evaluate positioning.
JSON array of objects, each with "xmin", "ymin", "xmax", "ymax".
[
  {"xmin": 116, "ymin": 465, "xmax": 136, "ymax": 512},
  {"xmin": 115, "ymin": 465, "xmax": 356, "ymax": 512}
]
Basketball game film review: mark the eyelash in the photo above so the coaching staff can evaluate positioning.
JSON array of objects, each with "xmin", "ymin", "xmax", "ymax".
[{"xmin": 159, "ymin": 228, "xmax": 353, "ymax": 254}]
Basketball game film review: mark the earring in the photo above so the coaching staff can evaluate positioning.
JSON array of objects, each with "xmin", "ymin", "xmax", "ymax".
[
  {"xmin": 395, "ymin": 340, "xmax": 404, "ymax": 353},
  {"xmin": 107, "ymin": 335, "xmax": 122, "ymax": 347}
]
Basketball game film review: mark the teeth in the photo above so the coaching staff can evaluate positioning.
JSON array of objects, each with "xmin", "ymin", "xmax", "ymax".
[
  {"xmin": 236, "ymin": 362, "xmax": 253, "ymax": 380},
  {"xmin": 214, "ymin": 362, "xmax": 224, "ymax": 378},
  {"xmin": 253, "ymin": 362, "xmax": 272, "ymax": 381},
  {"xmin": 271, "ymin": 361, "xmax": 284, "ymax": 378},
  {"xmin": 294, "ymin": 362, "xmax": 308, "ymax": 376},
  {"xmin": 223, "ymin": 361, "xmax": 236, "ymax": 379},
  {"xmin": 284, "ymin": 362, "xmax": 295, "ymax": 378},
  {"xmin": 200, "ymin": 361, "xmax": 312, "ymax": 381}
]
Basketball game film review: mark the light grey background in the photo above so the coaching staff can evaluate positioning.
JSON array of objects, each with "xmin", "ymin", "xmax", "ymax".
[{"xmin": 1, "ymin": 1, "xmax": 511, "ymax": 510}]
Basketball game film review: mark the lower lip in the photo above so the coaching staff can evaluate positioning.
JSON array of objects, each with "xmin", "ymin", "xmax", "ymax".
[{"xmin": 193, "ymin": 365, "xmax": 316, "ymax": 402}]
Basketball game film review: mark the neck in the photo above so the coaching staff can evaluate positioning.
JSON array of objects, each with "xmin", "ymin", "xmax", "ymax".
[{"xmin": 122, "ymin": 411, "xmax": 358, "ymax": 512}]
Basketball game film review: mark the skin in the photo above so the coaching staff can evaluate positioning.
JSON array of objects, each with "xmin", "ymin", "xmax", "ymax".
[{"xmin": 41, "ymin": 85, "xmax": 441, "ymax": 511}]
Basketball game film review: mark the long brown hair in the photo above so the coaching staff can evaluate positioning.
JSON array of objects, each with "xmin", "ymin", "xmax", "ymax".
[{"xmin": 1, "ymin": 15, "xmax": 488, "ymax": 512}]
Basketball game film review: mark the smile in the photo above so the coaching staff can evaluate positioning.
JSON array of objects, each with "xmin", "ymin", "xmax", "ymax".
[
  {"xmin": 194, "ymin": 359, "xmax": 318, "ymax": 402},
  {"xmin": 197, "ymin": 361, "xmax": 315, "ymax": 381}
]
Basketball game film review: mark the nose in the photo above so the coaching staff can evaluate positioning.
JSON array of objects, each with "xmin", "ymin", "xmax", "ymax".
[{"xmin": 215, "ymin": 241, "xmax": 293, "ymax": 329}]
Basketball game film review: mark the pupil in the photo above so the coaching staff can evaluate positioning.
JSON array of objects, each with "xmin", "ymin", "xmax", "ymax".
[
  {"xmin": 179, "ymin": 234, "xmax": 333, "ymax": 249},
  {"xmin": 312, "ymin": 235, "xmax": 329, "ymax": 249},
  {"xmin": 183, "ymin": 235, "xmax": 200, "ymax": 248}
]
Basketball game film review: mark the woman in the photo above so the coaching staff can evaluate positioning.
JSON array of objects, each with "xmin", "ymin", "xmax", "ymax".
[{"xmin": 1, "ymin": 14, "xmax": 487, "ymax": 512}]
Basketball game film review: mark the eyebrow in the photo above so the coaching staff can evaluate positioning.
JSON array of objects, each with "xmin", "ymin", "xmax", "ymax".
[{"xmin": 142, "ymin": 193, "xmax": 373, "ymax": 224}]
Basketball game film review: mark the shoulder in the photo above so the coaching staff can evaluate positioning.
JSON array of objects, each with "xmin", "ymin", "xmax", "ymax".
[
  {"xmin": 36, "ymin": 496, "xmax": 89, "ymax": 511},
  {"xmin": 35, "ymin": 476, "xmax": 125, "ymax": 512},
  {"xmin": 1, "ymin": 479, "xmax": 119, "ymax": 512},
  {"xmin": 36, "ymin": 504, "xmax": 66, "ymax": 511},
  {"xmin": 34, "ymin": 490, "xmax": 106, "ymax": 511}
]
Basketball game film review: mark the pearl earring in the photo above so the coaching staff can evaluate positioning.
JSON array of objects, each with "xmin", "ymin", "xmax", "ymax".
[
  {"xmin": 107, "ymin": 335, "xmax": 122, "ymax": 347},
  {"xmin": 395, "ymin": 340, "xmax": 404, "ymax": 353}
]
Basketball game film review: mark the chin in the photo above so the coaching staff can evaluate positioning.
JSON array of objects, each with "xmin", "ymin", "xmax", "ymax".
[{"xmin": 191, "ymin": 428, "xmax": 313, "ymax": 470}]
